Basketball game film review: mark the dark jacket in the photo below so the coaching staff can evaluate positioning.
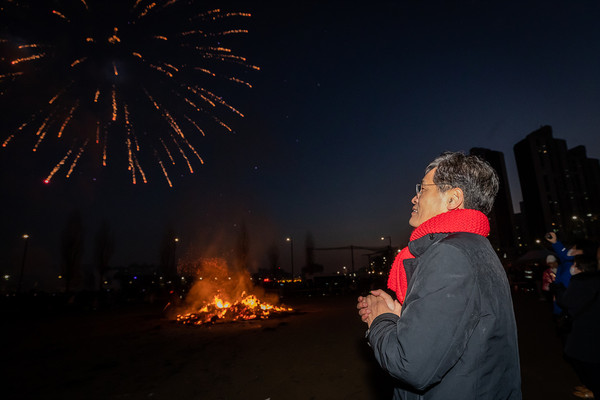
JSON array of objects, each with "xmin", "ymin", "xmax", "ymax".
[
  {"xmin": 368, "ymin": 232, "xmax": 521, "ymax": 399},
  {"xmin": 552, "ymin": 271, "xmax": 600, "ymax": 363}
]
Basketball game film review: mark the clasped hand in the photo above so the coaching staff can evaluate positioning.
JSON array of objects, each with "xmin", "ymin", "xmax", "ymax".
[{"xmin": 356, "ymin": 289, "xmax": 402, "ymax": 327}]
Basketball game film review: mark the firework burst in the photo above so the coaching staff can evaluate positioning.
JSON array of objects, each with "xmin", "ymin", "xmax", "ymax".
[{"xmin": 0, "ymin": 0, "xmax": 258, "ymax": 186}]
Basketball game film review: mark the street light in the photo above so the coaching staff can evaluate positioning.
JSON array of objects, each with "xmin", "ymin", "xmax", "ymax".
[
  {"xmin": 381, "ymin": 236, "xmax": 392, "ymax": 247},
  {"xmin": 18, "ymin": 234, "xmax": 29, "ymax": 294},
  {"xmin": 286, "ymin": 237, "xmax": 294, "ymax": 279},
  {"xmin": 381, "ymin": 236, "xmax": 393, "ymax": 269},
  {"xmin": 173, "ymin": 237, "xmax": 180, "ymax": 279}
]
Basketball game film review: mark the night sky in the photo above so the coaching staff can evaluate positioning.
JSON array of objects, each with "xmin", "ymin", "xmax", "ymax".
[{"xmin": 2, "ymin": 0, "xmax": 600, "ymax": 288}]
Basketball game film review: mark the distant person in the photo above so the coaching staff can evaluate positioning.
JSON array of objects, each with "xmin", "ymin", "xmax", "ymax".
[
  {"xmin": 356, "ymin": 152, "xmax": 521, "ymax": 399},
  {"xmin": 532, "ymin": 259, "xmax": 546, "ymax": 301},
  {"xmin": 542, "ymin": 254, "xmax": 559, "ymax": 303},
  {"xmin": 545, "ymin": 233, "xmax": 597, "ymax": 310},
  {"xmin": 545, "ymin": 232, "xmax": 577, "ymax": 315},
  {"xmin": 551, "ymin": 252, "xmax": 600, "ymax": 399}
]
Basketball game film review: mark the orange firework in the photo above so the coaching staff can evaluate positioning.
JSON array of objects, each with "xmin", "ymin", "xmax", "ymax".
[{"xmin": 0, "ymin": 0, "xmax": 258, "ymax": 185}]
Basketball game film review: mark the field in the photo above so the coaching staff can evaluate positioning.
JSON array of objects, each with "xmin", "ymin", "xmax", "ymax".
[{"xmin": 2, "ymin": 292, "xmax": 580, "ymax": 399}]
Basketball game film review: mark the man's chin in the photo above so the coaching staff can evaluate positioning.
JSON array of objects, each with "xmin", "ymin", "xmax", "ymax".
[{"xmin": 408, "ymin": 216, "xmax": 419, "ymax": 228}]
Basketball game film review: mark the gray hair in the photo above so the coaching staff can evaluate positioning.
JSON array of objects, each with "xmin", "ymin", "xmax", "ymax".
[{"xmin": 425, "ymin": 151, "xmax": 499, "ymax": 215}]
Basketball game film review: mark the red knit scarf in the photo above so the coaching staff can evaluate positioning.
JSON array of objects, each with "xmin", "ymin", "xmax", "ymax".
[{"xmin": 387, "ymin": 209, "xmax": 490, "ymax": 304}]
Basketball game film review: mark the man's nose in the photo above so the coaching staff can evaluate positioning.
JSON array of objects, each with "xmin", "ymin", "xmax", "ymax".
[{"xmin": 411, "ymin": 195, "xmax": 418, "ymax": 204}]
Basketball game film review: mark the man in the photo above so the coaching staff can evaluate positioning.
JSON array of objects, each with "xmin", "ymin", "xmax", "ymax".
[{"xmin": 357, "ymin": 152, "xmax": 521, "ymax": 399}]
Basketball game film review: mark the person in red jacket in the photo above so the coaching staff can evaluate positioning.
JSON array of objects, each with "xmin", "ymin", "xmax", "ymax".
[{"xmin": 542, "ymin": 254, "xmax": 558, "ymax": 303}]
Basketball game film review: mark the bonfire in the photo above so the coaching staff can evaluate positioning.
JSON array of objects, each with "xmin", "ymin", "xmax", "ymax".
[
  {"xmin": 176, "ymin": 291, "xmax": 293, "ymax": 325},
  {"xmin": 172, "ymin": 257, "xmax": 294, "ymax": 326}
]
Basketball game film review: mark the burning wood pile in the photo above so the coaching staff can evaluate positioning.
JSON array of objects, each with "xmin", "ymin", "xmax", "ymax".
[
  {"xmin": 172, "ymin": 257, "xmax": 293, "ymax": 326},
  {"xmin": 176, "ymin": 292, "xmax": 293, "ymax": 325}
]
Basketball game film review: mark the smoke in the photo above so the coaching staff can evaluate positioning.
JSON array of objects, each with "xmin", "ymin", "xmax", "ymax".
[{"xmin": 170, "ymin": 257, "xmax": 279, "ymax": 318}]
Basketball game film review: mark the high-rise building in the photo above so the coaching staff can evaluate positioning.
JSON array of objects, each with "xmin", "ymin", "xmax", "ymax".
[
  {"xmin": 469, "ymin": 147, "xmax": 517, "ymax": 260},
  {"xmin": 513, "ymin": 125, "xmax": 600, "ymax": 244},
  {"xmin": 567, "ymin": 145, "xmax": 600, "ymax": 238}
]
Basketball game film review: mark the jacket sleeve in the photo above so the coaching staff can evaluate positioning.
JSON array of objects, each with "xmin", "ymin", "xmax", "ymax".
[
  {"xmin": 552, "ymin": 241, "xmax": 572, "ymax": 265},
  {"xmin": 367, "ymin": 241, "xmax": 480, "ymax": 391}
]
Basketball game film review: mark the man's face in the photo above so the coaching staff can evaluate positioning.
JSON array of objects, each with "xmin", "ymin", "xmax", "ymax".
[{"xmin": 409, "ymin": 168, "xmax": 451, "ymax": 228}]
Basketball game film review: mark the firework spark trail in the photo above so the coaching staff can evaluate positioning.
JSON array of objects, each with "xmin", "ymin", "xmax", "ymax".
[
  {"xmin": 200, "ymin": 88, "xmax": 244, "ymax": 117},
  {"xmin": 66, "ymin": 139, "xmax": 89, "ymax": 178},
  {"xmin": 228, "ymin": 76, "xmax": 252, "ymax": 88},
  {"xmin": 51, "ymin": 10, "xmax": 69, "ymax": 21},
  {"xmin": 160, "ymin": 138, "xmax": 176, "ymax": 165},
  {"xmin": 158, "ymin": 158, "xmax": 173, "ymax": 187},
  {"xmin": 128, "ymin": 136, "xmax": 136, "ymax": 184},
  {"xmin": 70, "ymin": 57, "xmax": 86, "ymax": 67},
  {"xmin": 0, "ymin": 72, "xmax": 25, "ymax": 81},
  {"xmin": 212, "ymin": 116, "xmax": 232, "ymax": 132},
  {"xmin": 102, "ymin": 130, "xmax": 108, "ymax": 167},
  {"xmin": 180, "ymin": 135, "xmax": 204, "ymax": 163},
  {"xmin": 164, "ymin": 109, "xmax": 185, "ymax": 138},
  {"xmin": 184, "ymin": 115, "xmax": 205, "ymax": 136},
  {"xmin": 1, "ymin": 1, "xmax": 256, "ymax": 185},
  {"xmin": 11, "ymin": 54, "xmax": 46, "ymax": 65},
  {"xmin": 183, "ymin": 96, "xmax": 201, "ymax": 111},
  {"xmin": 48, "ymin": 85, "xmax": 70, "ymax": 105},
  {"xmin": 2, "ymin": 121, "xmax": 29, "ymax": 147},
  {"xmin": 172, "ymin": 135, "xmax": 194, "ymax": 173},
  {"xmin": 44, "ymin": 149, "xmax": 73, "ymax": 184},
  {"xmin": 58, "ymin": 102, "xmax": 79, "ymax": 138},
  {"xmin": 133, "ymin": 153, "xmax": 147, "ymax": 183},
  {"xmin": 195, "ymin": 67, "xmax": 215, "ymax": 77},
  {"xmin": 111, "ymin": 87, "xmax": 117, "ymax": 121},
  {"xmin": 32, "ymin": 116, "xmax": 52, "ymax": 152}
]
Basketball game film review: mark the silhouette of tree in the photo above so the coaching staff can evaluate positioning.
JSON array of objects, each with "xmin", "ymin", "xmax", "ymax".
[
  {"xmin": 302, "ymin": 232, "xmax": 323, "ymax": 276},
  {"xmin": 94, "ymin": 219, "xmax": 115, "ymax": 290},
  {"xmin": 159, "ymin": 227, "xmax": 178, "ymax": 280},
  {"xmin": 61, "ymin": 210, "xmax": 85, "ymax": 292},
  {"xmin": 234, "ymin": 221, "xmax": 250, "ymax": 273},
  {"xmin": 267, "ymin": 242, "xmax": 279, "ymax": 274}
]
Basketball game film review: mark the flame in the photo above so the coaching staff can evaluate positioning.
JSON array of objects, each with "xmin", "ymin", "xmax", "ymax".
[
  {"xmin": 176, "ymin": 292, "xmax": 293, "ymax": 325},
  {"xmin": 172, "ymin": 257, "xmax": 293, "ymax": 325}
]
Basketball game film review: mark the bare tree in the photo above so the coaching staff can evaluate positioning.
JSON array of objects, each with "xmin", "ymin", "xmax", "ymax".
[
  {"xmin": 94, "ymin": 219, "xmax": 115, "ymax": 290},
  {"xmin": 267, "ymin": 243, "xmax": 279, "ymax": 273},
  {"xmin": 61, "ymin": 210, "xmax": 85, "ymax": 293},
  {"xmin": 159, "ymin": 227, "xmax": 178, "ymax": 280},
  {"xmin": 234, "ymin": 221, "xmax": 249, "ymax": 273},
  {"xmin": 302, "ymin": 231, "xmax": 323, "ymax": 276}
]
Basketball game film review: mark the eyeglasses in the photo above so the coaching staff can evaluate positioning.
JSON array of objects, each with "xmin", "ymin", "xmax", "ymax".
[{"xmin": 415, "ymin": 183, "xmax": 439, "ymax": 196}]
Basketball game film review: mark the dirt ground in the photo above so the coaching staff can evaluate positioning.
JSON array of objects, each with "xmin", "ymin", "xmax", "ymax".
[{"xmin": 1, "ymin": 291, "xmax": 582, "ymax": 400}]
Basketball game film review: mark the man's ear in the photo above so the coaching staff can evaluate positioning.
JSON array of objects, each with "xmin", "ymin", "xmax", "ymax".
[{"xmin": 447, "ymin": 187, "xmax": 464, "ymax": 210}]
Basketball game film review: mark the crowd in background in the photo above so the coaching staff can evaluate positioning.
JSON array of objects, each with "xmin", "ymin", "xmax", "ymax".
[{"xmin": 538, "ymin": 232, "xmax": 600, "ymax": 399}]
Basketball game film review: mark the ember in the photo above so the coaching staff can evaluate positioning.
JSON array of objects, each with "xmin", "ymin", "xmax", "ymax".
[{"xmin": 176, "ymin": 292, "xmax": 293, "ymax": 325}]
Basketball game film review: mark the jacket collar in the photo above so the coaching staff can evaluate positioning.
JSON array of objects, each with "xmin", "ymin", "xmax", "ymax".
[
  {"xmin": 403, "ymin": 233, "xmax": 449, "ymax": 285},
  {"xmin": 408, "ymin": 232, "xmax": 448, "ymax": 257}
]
